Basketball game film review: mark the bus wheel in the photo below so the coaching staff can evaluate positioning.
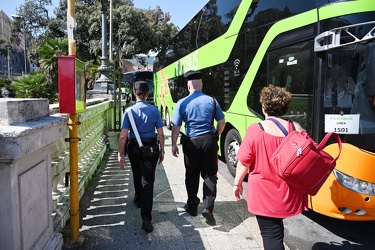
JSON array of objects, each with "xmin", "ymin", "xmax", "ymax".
[
  {"xmin": 165, "ymin": 109, "xmax": 172, "ymax": 130},
  {"xmin": 224, "ymin": 129, "xmax": 242, "ymax": 177}
]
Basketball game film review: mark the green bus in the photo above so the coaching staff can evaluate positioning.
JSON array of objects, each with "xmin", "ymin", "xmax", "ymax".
[
  {"xmin": 122, "ymin": 70, "xmax": 155, "ymax": 104},
  {"xmin": 153, "ymin": 0, "xmax": 375, "ymax": 221}
]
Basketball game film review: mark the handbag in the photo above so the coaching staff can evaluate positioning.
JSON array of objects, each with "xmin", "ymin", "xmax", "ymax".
[
  {"xmin": 128, "ymin": 109, "xmax": 160, "ymax": 158},
  {"xmin": 267, "ymin": 118, "xmax": 342, "ymax": 196}
]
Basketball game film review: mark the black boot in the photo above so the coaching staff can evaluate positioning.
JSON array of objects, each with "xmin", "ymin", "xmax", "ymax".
[
  {"xmin": 202, "ymin": 208, "xmax": 216, "ymax": 226},
  {"xmin": 184, "ymin": 198, "xmax": 200, "ymax": 216},
  {"xmin": 142, "ymin": 218, "xmax": 154, "ymax": 233}
]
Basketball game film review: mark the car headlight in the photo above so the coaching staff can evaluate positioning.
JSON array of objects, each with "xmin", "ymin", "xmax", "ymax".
[{"xmin": 334, "ymin": 169, "xmax": 375, "ymax": 196}]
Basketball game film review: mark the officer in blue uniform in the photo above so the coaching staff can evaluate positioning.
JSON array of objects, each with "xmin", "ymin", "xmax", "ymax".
[
  {"xmin": 118, "ymin": 81, "xmax": 165, "ymax": 233},
  {"xmin": 171, "ymin": 70, "xmax": 225, "ymax": 226}
]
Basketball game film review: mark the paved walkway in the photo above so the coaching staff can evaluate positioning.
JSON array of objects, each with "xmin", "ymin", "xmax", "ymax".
[{"xmin": 62, "ymin": 128, "xmax": 263, "ymax": 249}]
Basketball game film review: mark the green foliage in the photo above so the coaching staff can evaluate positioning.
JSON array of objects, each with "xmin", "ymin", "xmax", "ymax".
[
  {"xmin": 38, "ymin": 38, "xmax": 69, "ymax": 91},
  {"xmin": 11, "ymin": 0, "xmax": 60, "ymax": 41},
  {"xmin": 12, "ymin": 71, "xmax": 57, "ymax": 103},
  {"xmin": 11, "ymin": 0, "xmax": 179, "ymax": 86},
  {"xmin": 0, "ymin": 77, "xmax": 16, "ymax": 97},
  {"xmin": 0, "ymin": 78, "xmax": 12, "ymax": 85},
  {"xmin": 53, "ymin": 0, "xmax": 179, "ymax": 61},
  {"xmin": 38, "ymin": 38, "xmax": 68, "ymax": 72},
  {"xmin": 85, "ymin": 58, "xmax": 101, "ymax": 89}
]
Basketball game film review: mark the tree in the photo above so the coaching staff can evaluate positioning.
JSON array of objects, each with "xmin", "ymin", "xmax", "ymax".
[
  {"xmin": 0, "ymin": 77, "xmax": 16, "ymax": 97},
  {"xmin": 11, "ymin": 0, "xmax": 179, "ymax": 86},
  {"xmin": 11, "ymin": 71, "xmax": 57, "ymax": 103},
  {"xmin": 11, "ymin": 0, "xmax": 66, "ymax": 69},
  {"xmin": 11, "ymin": 0, "xmax": 65, "ymax": 39},
  {"xmin": 53, "ymin": 0, "xmax": 178, "ymax": 62},
  {"xmin": 38, "ymin": 38, "xmax": 69, "ymax": 91}
]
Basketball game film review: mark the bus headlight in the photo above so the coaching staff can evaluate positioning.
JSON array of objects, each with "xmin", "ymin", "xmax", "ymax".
[{"xmin": 333, "ymin": 169, "xmax": 375, "ymax": 196}]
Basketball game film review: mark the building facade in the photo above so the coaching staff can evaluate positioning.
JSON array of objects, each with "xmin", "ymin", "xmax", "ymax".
[{"xmin": 0, "ymin": 10, "xmax": 31, "ymax": 78}]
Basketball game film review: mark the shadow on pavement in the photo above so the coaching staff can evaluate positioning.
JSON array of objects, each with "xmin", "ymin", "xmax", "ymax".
[{"xmin": 62, "ymin": 150, "xmax": 254, "ymax": 250}]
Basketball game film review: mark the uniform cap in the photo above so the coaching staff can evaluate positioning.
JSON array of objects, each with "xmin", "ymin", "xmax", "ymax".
[
  {"xmin": 133, "ymin": 81, "xmax": 149, "ymax": 92},
  {"xmin": 184, "ymin": 70, "xmax": 201, "ymax": 81}
]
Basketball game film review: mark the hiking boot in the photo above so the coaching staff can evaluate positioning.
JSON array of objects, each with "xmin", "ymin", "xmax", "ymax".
[
  {"xmin": 142, "ymin": 218, "xmax": 154, "ymax": 233},
  {"xmin": 202, "ymin": 208, "xmax": 216, "ymax": 226},
  {"xmin": 184, "ymin": 198, "xmax": 200, "ymax": 216}
]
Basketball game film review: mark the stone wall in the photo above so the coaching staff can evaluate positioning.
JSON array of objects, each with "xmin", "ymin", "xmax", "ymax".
[
  {"xmin": 0, "ymin": 98, "xmax": 67, "ymax": 250},
  {"xmin": 0, "ymin": 97, "xmax": 121, "ymax": 250}
]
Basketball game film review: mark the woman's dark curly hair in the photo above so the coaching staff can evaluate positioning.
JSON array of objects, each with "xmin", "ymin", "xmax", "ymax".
[{"xmin": 260, "ymin": 84, "xmax": 292, "ymax": 117}]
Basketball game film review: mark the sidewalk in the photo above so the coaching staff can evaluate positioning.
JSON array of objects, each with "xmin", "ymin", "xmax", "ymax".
[{"xmin": 62, "ymin": 128, "xmax": 263, "ymax": 249}]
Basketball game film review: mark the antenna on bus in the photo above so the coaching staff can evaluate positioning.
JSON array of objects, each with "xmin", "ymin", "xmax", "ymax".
[{"xmin": 196, "ymin": 9, "xmax": 206, "ymax": 49}]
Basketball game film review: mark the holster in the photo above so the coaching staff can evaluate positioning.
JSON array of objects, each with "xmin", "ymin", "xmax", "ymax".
[
  {"xmin": 180, "ymin": 133, "xmax": 186, "ymax": 145},
  {"xmin": 141, "ymin": 145, "xmax": 160, "ymax": 158}
]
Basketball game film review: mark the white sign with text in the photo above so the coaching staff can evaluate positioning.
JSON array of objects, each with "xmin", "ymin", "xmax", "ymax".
[{"xmin": 325, "ymin": 114, "xmax": 360, "ymax": 134}]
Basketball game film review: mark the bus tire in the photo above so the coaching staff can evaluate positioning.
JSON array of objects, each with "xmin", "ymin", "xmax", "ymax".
[
  {"xmin": 165, "ymin": 109, "xmax": 172, "ymax": 130},
  {"xmin": 224, "ymin": 129, "xmax": 242, "ymax": 177}
]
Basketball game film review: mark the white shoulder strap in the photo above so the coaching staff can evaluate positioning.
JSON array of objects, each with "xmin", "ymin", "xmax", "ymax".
[{"xmin": 127, "ymin": 109, "xmax": 143, "ymax": 148}]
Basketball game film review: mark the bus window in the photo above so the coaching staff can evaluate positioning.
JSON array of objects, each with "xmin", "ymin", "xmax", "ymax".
[
  {"xmin": 251, "ymin": 41, "xmax": 314, "ymax": 133},
  {"xmin": 364, "ymin": 42, "xmax": 375, "ymax": 101},
  {"xmin": 322, "ymin": 41, "xmax": 375, "ymax": 151},
  {"xmin": 169, "ymin": 76, "xmax": 188, "ymax": 102},
  {"xmin": 269, "ymin": 42, "xmax": 314, "ymax": 131},
  {"xmin": 324, "ymin": 58, "xmax": 357, "ymax": 115}
]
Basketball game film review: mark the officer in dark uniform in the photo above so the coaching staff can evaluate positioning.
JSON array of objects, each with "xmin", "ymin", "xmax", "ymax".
[
  {"xmin": 118, "ymin": 81, "xmax": 165, "ymax": 233},
  {"xmin": 171, "ymin": 70, "xmax": 225, "ymax": 226}
]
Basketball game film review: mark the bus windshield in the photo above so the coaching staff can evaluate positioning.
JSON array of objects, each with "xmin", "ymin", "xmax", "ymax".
[{"xmin": 122, "ymin": 70, "xmax": 154, "ymax": 104}]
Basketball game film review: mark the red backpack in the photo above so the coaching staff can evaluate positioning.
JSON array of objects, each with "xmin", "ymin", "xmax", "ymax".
[{"xmin": 266, "ymin": 118, "xmax": 342, "ymax": 196}]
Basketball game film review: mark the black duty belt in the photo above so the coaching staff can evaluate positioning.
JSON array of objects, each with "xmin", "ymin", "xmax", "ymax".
[
  {"xmin": 129, "ymin": 138, "xmax": 156, "ymax": 143},
  {"xmin": 186, "ymin": 134, "xmax": 215, "ymax": 140}
]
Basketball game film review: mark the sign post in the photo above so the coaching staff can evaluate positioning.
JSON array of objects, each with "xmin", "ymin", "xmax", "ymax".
[{"xmin": 57, "ymin": 0, "xmax": 83, "ymax": 243}]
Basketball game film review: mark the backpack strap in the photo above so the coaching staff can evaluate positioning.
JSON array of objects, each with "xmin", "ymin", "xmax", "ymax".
[
  {"xmin": 267, "ymin": 118, "xmax": 289, "ymax": 136},
  {"xmin": 258, "ymin": 122, "xmax": 264, "ymax": 131},
  {"xmin": 260, "ymin": 118, "xmax": 296, "ymax": 135}
]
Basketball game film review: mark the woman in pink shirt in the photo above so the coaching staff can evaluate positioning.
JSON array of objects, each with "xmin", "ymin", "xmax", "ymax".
[{"xmin": 233, "ymin": 85, "xmax": 308, "ymax": 250}]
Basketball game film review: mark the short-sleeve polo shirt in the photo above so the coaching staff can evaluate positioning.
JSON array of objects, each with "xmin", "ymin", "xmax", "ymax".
[
  {"xmin": 171, "ymin": 90, "xmax": 224, "ymax": 137},
  {"xmin": 122, "ymin": 100, "xmax": 164, "ymax": 139}
]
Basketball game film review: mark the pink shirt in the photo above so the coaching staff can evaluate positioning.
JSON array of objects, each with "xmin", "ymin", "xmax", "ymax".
[{"xmin": 237, "ymin": 123, "xmax": 308, "ymax": 218}]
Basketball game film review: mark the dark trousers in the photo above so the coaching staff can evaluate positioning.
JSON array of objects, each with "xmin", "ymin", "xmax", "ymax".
[
  {"xmin": 182, "ymin": 135, "xmax": 218, "ymax": 211},
  {"xmin": 127, "ymin": 139, "xmax": 158, "ymax": 221},
  {"xmin": 256, "ymin": 215, "xmax": 285, "ymax": 250}
]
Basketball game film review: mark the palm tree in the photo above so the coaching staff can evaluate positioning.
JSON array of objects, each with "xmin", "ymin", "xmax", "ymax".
[
  {"xmin": 0, "ymin": 77, "xmax": 15, "ymax": 97},
  {"xmin": 12, "ymin": 71, "xmax": 57, "ymax": 103},
  {"xmin": 38, "ymin": 38, "xmax": 69, "ymax": 92},
  {"xmin": 85, "ymin": 58, "xmax": 101, "ymax": 90}
]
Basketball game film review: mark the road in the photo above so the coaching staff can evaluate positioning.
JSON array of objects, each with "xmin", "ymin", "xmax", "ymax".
[{"xmin": 217, "ymin": 158, "xmax": 375, "ymax": 250}]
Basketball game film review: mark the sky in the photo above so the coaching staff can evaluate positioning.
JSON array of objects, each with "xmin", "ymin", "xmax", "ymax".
[{"xmin": 2, "ymin": 0, "xmax": 208, "ymax": 29}]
